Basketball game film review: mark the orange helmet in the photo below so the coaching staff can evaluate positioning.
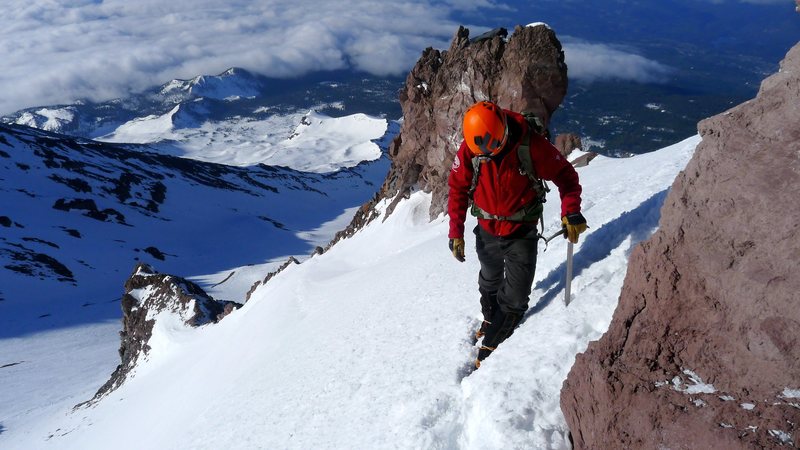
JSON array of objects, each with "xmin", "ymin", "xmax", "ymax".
[{"xmin": 462, "ymin": 101, "xmax": 508, "ymax": 156}]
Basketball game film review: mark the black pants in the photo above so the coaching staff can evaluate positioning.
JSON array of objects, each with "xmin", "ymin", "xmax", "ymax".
[
  {"xmin": 473, "ymin": 224, "xmax": 538, "ymax": 361},
  {"xmin": 474, "ymin": 224, "xmax": 539, "ymax": 314}
]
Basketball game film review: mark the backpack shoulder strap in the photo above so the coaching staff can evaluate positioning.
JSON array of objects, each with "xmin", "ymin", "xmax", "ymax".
[
  {"xmin": 468, "ymin": 155, "xmax": 489, "ymax": 199},
  {"xmin": 516, "ymin": 126, "xmax": 550, "ymax": 203},
  {"xmin": 517, "ymin": 138, "xmax": 535, "ymax": 180}
]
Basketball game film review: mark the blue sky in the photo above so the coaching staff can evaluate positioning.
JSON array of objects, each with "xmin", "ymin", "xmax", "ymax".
[{"xmin": 1, "ymin": 0, "xmax": 795, "ymax": 115}]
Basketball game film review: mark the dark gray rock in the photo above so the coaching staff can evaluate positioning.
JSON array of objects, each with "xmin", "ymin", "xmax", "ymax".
[
  {"xmin": 81, "ymin": 263, "xmax": 240, "ymax": 405},
  {"xmin": 245, "ymin": 256, "xmax": 299, "ymax": 302}
]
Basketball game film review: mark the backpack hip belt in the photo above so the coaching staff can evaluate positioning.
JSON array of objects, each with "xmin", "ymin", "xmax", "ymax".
[{"xmin": 470, "ymin": 199, "xmax": 543, "ymax": 222}]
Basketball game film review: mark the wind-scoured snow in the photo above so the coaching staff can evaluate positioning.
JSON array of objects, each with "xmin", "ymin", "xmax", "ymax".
[{"xmin": 0, "ymin": 135, "xmax": 699, "ymax": 449}]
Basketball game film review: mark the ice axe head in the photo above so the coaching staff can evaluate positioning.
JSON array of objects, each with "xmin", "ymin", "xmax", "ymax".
[{"xmin": 540, "ymin": 228, "xmax": 566, "ymax": 251}]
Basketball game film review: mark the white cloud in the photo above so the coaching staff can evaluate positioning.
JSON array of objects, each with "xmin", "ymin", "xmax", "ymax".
[
  {"xmin": 0, "ymin": 0, "xmax": 468, "ymax": 114},
  {"xmin": 562, "ymin": 39, "xmax": 672, "ymax": 84},
  {"xmin": 0, "ymin": 0, "xmax": 678, "ymax": 114}
]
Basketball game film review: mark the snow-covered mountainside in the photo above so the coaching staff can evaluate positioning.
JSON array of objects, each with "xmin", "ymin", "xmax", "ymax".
[
  {"xmin": 1, "ymin": 134, "xmax": 699, "ymax": 449},
  {"xmin": 159, "ymin": 68, "xmax": 264, "ymax": 101},
  {"xmin": 0, "ymin": 122, "xmax": 391, "ymax": 339},
  {"xmin": 99, "ymin": 110, "xmax": 389, "ymax": 171},
  {"xmin": 1, "ymin": 68, "xmax": 401, "ymax": 169},
  {"xmin": 5, "ymin": 68, "xmax": 266, "ymax": 138}
]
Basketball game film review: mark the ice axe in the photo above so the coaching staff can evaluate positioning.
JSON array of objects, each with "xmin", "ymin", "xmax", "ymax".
[
  {"xmin": 565, "ymin": 240, "xmax": 574, "ymax": 306},
  {"xmin": 539, "ymin": 228, "xmax": 565, "ymax": 251},
  {"xmin": 538, "ymin": 228, "xmax": 574, "ymax": 306}
]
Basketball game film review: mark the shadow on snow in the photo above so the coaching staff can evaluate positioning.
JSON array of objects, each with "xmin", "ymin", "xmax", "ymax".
[{"xmin": 524, "ymin": 188, "xmax": 669, "ymax": 321}]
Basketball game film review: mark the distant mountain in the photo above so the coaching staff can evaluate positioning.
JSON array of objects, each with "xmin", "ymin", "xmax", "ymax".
[
  {"xmin": 2, "ymin": 68, "xmax": 403, "ymax": 167},
  {"xmin": 158, "ymin": 68, "xmax": 265, "ymax": 101},
  {"xmin": 0, "ymin": 122, "xmax": 392, "ymax": 337},
  {"xmin": 6, "ymin": 0, "xmax": 800, "ymax": 159}
]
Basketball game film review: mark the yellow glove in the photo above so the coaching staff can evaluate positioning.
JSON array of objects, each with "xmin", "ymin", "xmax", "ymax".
[
  {"xmin": 562, "ymin": 213, "xmax": 588, "ymax": 244},
  {"xmin": 449, "ymin": 238, "xmax": 465, "ymax": 262}
]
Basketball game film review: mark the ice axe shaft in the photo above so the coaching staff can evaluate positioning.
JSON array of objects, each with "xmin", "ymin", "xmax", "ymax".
[
  {"xmin": 539, "ymin": 226, "xmax": 574, "ymax": 304},
  {"xmin": 565, "ymin": 241, "xmax": 574, "ymax": 306}
]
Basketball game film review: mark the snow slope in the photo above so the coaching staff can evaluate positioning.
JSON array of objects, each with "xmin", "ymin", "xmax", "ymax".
[
  {"xmin": 0, "ymin": 123, "xmax": 391, "ymax": 339},
  {"xmin": 99, "ymin": 110, "xmax": 389, "ymax": 171},
  {"xmin": 0, "ymin": 135, "xmax": 700, "ymax": 449}
]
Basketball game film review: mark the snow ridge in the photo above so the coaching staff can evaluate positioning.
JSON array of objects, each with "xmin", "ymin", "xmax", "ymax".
[{"xmin": 0, "ymin": 135, "xmax": 699, "ymax": 449}]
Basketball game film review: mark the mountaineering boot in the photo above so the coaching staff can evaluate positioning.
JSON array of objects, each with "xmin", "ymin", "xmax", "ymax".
[
  {"xmin": 476, "ymin": 290, "xmax": 499, "ymax": 340},
  {"xmin": 475, "ymin": 320, "xmax": 491, "ymax": 340},
  {"xmin": 475, "ymin": 308, "xmax": 522, "ymax": 366}
]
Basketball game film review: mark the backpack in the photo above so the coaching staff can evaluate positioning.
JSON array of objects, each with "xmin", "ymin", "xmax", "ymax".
[{"xmin": 467, "ymin": 112, "xmax": 551, "ymax": 222}]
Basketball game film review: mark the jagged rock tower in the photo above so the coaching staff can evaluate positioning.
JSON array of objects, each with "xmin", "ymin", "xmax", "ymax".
[{"xmin": 330, "ymin": 24, "xmax": 567, "ymax": 244}]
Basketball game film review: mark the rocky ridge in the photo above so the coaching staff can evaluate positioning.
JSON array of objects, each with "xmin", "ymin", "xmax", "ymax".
[
  {"xmin": 561, "ymin": 42, "xmax": 800, "ymax": 449},
  {"xmin": 328, "ymin": 24, "xmax": 572, "ymax": 247},
  {"xmin": 82, "ymin": 264, "xmax": 240, "ymax": 405}
]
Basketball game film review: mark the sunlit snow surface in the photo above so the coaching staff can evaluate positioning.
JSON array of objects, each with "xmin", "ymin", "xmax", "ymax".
[
  {"xmin": 99, "ymin": 109, "xmax": 387, "ymax": 172},
  {"xmin": 0, "ymin": 136, "xmax": 700, "ymax": 449}
]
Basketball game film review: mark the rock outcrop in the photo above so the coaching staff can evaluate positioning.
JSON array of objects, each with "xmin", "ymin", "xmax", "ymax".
[
  {"xmin": 555, "ymin": 133, "xmax": 582, "ymax": 158},
  {"xmin": 561, "ymin": 43, "xmax": 800, "ymax": 449},
  {"xmin": 331, "ymin": 24, "xmax": 567, "ymax": 243},
  {"xmin": 245, "ymin": 256, "xmax": 299, "ymax": 302},
  {"xmin": 82, "ymin": 264, "xmax": 240, "ymax": 405}
]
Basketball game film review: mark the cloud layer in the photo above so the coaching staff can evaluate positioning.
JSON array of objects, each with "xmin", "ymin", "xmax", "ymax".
[
  {"xmin": 563, "ymin": 40, "xmax": 673, "ymax": 84},
  {"xmin": 1, "ymin": 1, "xmax": 675, "ymax": 114},
  {"xmin": 2, "ymin": 0, "xmax": 468, "ymax": 114}
]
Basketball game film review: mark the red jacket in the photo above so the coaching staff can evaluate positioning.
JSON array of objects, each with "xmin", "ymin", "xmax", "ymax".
[{"xmin": 448, "ymin": 110, "xmax": 582, "ymax": 238}]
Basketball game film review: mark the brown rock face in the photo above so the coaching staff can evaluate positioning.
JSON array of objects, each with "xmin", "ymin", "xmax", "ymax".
[
  {"xmin": 334, "ymin": 24, "xmax": 567, "ymax": 237},
  {"xmin": 561, "ymin": 43, "xmax": 800, "ymax": 449},
  {"xmin": 555, "ymin": 133, "xmax": 582, "ymax": 157}
]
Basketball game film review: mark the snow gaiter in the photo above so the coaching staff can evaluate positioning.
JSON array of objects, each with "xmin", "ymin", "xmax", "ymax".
[
  {"xmin": 476, "ymin": 290, "xmax": 499, "ymax": 339},
  {"xmin": 477, "ymin": 308, "xmax": 522, "ymax": 362},
  {"xmin": 479, "ymin": 289, "xmax": 498, "ymax": 322}
]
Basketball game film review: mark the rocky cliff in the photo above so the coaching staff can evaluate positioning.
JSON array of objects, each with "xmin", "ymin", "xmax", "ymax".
[
  {"xmin": 81, "ymin": 264, "xmax": 240, "ymax": 405},
  {"xmin": 328, "ymin": 24, "xmax": 569, "ymax": 246},
  {"xmin": 561, "ymin": 42, "xmax": 800, "ymax": 449}
]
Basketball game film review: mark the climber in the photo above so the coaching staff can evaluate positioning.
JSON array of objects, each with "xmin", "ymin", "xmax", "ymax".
[{"xmin": 447, "ymin": 101, "xmax": 587, "ymax": 369}]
